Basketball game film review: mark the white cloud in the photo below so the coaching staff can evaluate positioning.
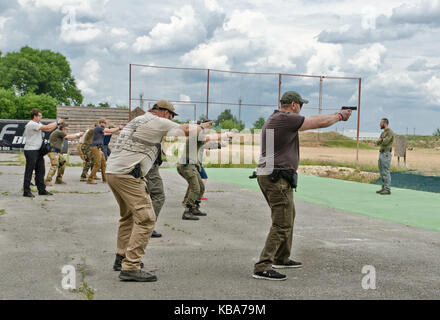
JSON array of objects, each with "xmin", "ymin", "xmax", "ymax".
[
  {"xmin": 112, "ymin": 41, "xmax": 128, "ymax": 51},
  {"xmin": 17, "ymin": 0, "xmax": 109, "ymax": 17},
  {"xmin": 204, "ymin": 0, "xmax": 223, "ymax": 12},
  {"xmin": 0, "ymin": 16, "xmax": 10, "ymax": 43},
  {"xmin": 223, "ymin": 10, "xmax": 268, "ymax": 38},
  {"xmin": 306, "ymin": 43, "xmax": 344, "ymax": 75},
  {"xmin": 391, "ymin": 0, "xmax": 440, "ymax": 25},
  {"xmin": 77, "ymin": 59, "xmax": 100, "ymax": 96},
  {"xmin": 425, "ymin": 76, "xmax": 440, "ymax": 104},
  {"xmin": 60, "ymin": 6, "xmax": 101, "ymax": 43},
  {"xmin": 133, "ymin": 5, "xmax": 205, "ymax": 53},
  {"xmin": 180, "ymin": 41, "xmax": 231, "ymax": 70},
  {"xmin": 348, "ymin": 43, "xmax": 387, "ymax": 72},
  {"xmin": 110, "ymin": 27, "xmax": 129, "ymax": 37}
]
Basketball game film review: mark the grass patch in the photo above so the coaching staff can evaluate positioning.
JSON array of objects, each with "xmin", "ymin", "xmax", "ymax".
[
  {"xmin": 51, "ymin": 190, "xmax": 109, "ymax": 195},
  {"xmin": 321, "ymin": 140, "xmax": 375, "ymax": 150},
  {"xmin": 299, "ymin": 159, "xmax": 408, "ymax": 173},
  {"xmin": 204, "ymin": 162, "xmax": 257, "ymax": 169},
  {"xmin": 72, "ymin": 257, "xmax": 95, "ymax": 300},
  {"xmin": 0, "ymin": 209, "xmax": 5, "ymax": 216},
  {"xmin": 1, "ymin": 191, "xmax": 7, "ymax": 196},
  {"xmin": 67, "ymin": 162, "xmax": 83, "ymax": 167},
  {"xmin": 163, "ymin": 223, "xmax": 192, "ymax": 235}
]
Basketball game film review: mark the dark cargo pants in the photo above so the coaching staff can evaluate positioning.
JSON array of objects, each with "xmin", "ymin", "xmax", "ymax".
[
  {"xmin": 254, "ymin": 175, "xmax": 295, "ymax": 273},
  {"xmin": 145, "ymin": 164, "xmax": 165, "ymax": 218},
  {"xmin": 176, "ymin": 164, "xmax": 205, "ymax": 208}
]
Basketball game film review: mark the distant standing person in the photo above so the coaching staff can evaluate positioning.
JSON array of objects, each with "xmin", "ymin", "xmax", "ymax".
[
  {"xmin": 87, "ymin": 119, "xmax": 123, "ymax": 184},
  {"xmin": 376, "ymin": 118, "xmax": 394, "ymax": 195},
  {"xmin": 45, "ymin": 124, "xmax": 84, "ymax": 186},
  {"xmin": 22, "ymin": 109, "xmax": 65, "ymax": 197}
]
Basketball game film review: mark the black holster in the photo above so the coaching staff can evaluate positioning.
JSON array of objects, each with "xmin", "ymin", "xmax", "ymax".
[
  {"xmin": 268, "ymin": 169, "xmax": 298, "ymax": 190},
  {"xmin": 129, "ymin": 164, "xmax": 142, "ymax": 178}
]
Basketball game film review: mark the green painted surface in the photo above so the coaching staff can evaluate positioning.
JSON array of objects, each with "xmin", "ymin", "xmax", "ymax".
[{"xmin": 202, "ymin": 168, "xmax": 440, "ymax": 233}]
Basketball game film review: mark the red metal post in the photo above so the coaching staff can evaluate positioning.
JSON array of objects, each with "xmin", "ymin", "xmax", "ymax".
[
  {"xmin": 129, "ymin": 64, "xmax": 132, "ymax": 121},
  {"xmin": 356, "ymin": 78, "xmax": 362, "ymax": 162},
  {"xmin": 278, "ymin": 74, "xmax": 282, "ymax": 109},
  {"xmin": 206, "ymin": 69, "xmax": 210, "ymax": 119}
]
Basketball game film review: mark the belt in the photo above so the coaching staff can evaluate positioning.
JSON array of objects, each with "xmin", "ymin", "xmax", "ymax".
[
  {"xmin": 380, "ymin": 149, "xmax": 392, "ymax": 153},
  {"xmin": 50, "ymin": 147, "xmax": 61, "ymax": 153}
]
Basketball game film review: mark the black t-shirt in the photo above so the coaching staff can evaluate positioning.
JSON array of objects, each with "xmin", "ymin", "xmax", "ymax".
[
  {"xmin": 258, "ymin": 110, "xmax": 305, "ymax": 171},
  {"xmin": 92, "ymin": 126, "xmax": 105, "ymax": 146}
]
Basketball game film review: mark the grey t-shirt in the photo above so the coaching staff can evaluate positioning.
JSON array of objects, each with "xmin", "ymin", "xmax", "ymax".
[
  {"xmin": 24, "ymin": 120, "xmax": 44, "ymax": 151},
  {"xmin": 92, "ymin": 126, "xmax": 105, "ymax": 146},
  {"xmin": 257, "ymin": 110, "xmax": 305, "ymax": 174}
]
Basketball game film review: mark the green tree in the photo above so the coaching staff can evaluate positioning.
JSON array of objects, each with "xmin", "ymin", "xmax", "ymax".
[
  {"xmin": 0, "ymin": 46, "xmax": 83, "ymax": 105},
  {"xmin": 219, "ymin": 119, "xmax": 245, "ymax": 131},
  {"xmin": 0, "ymin": 88, "xmax": 56, "ymax": 119},
  {"xmin": 253, "ymin": 117, "xmax": 266, "ymax": 129},
  {"xmin": 15, "ymin": 93, "xmax": 58, "ymax": 119},
  {"xmin": 216, "ymin": 109, "xmax": 235, "ymax": 123},
  {"xmin": 98, "ymin": 102, "xmax": 111, "ymax": 108},
  {"xmin": 0, "ymin": 88, "xmax": 17, "ymax": 119},
  {"xmin": 434, "ymin": 128, "xmax": 440, "ymax": 136}
]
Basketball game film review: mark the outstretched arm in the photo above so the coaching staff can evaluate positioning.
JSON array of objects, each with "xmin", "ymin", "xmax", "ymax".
[{"xmin": 299, "ymin": 109, "xmax": 352, "ymax": 131}]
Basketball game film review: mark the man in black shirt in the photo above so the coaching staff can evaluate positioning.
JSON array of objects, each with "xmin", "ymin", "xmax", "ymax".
[
  {"xmin": 87, "ymin": 119, "xmax": 123, "ymax": 184},
  {"xmin": 253, "ymin": 91, "xmax": 352, "ymax": 281}
]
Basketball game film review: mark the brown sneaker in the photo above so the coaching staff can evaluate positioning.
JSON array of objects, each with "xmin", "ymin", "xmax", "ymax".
[
  {"xmin": 55, "ymin": 179, "xmax": 67, "ymax": 185},
  {"xmin": 45, "ymin": 180, "xmax": 53, "ymax": 187},
  {"xmin": 379, "ymin": 189, "xmax": 391, "ymax": 195},
  {"xmin": 80, "ymin": 176, "xmax": 87, "ymax": 181},
  {"xmin": 87, "ymin": 180, "xmax": 97, "ymax": 184}
]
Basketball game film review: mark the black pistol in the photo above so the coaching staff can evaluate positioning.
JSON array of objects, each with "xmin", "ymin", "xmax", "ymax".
[{"xmin": 341, "ymin": 106, "xmax": 357, "ymax": 111}]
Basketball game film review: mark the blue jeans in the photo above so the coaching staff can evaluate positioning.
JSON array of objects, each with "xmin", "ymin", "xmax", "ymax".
[{"xmin": 378, "ymin": 151, "xmax": 391, "ymax": 190}]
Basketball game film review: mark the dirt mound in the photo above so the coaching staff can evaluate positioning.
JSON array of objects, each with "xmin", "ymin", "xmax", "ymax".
[{"xmin": 298, "ymin": 165, "xmax": 379, "ymax": 183}]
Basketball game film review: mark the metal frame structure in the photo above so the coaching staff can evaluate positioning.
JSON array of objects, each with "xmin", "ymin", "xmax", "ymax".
[{"xmin": 129, "ymin": 63, "xmax": 362, "ymax": 160}]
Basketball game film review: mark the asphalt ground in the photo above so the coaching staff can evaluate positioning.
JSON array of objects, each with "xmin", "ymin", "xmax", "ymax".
[{"xmin": 0, "ymin": 153, "xmax": 439, "ymax": 300}]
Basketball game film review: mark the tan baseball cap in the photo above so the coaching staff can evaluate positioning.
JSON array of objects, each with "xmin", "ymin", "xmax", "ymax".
[{"xmin": 154, "ymin": 100, "xmax": 179, "ymax": 116}]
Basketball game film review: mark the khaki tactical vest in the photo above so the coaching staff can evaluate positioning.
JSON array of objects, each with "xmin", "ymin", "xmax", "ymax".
[{"xmin": 112, "ymin": 113, "xmax": 161, "ymax": 155}]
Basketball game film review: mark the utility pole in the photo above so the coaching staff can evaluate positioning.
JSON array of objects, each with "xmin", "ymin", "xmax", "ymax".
[
  {"xmin": 238, "ymin": 97, "xmax": 242, "ymax": 127},
  {"xmin": 139, "ymin": 93, "xmax": 144, "ymax": 110}
]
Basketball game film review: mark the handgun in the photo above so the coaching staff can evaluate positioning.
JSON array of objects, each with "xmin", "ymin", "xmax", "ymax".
[
  {"xmin": 197, "ymin": 119, "xmax": 214, "ymax": 125},
  {"xmin": 341, "ymin": 106, "xmax": 358, "ymax": 110}
]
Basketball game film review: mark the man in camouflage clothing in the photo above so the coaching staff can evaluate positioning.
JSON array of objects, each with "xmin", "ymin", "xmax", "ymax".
[
  {"xmin": 45, "ymin": 124, "xmax": 84, "ymax": 186},
  {"xmin": 80, "ymin": 125, "xmax": 96, "ymax": 181},
  {"xmin": 376, "ymin": 118, "xmax": 394, "ymax": 195}
]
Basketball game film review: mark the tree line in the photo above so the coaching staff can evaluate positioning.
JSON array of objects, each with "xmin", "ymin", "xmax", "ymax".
[{"xmin": 0, "ymin": 46, "xmax": 84, "ymax": 119}]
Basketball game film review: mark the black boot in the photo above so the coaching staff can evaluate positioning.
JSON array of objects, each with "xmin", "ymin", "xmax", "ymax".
[
  {"xmin": 193, "ymin": 201, "xmax": 207, "ymax": 216},
  {"xmin": 113, "ymin": 254, "xmax": 144, "ymax": 271}
]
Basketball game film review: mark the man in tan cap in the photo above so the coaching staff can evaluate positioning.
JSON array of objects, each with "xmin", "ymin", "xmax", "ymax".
[
  {"xmin": 253, "ymin": 91, "xmax": 353, "ymax": 281},
  {"xmin": 106, "ymin": 100, "xmax": 212, "ymax": 282}
]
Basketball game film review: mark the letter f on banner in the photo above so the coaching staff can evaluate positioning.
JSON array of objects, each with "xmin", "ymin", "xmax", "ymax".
[{"xmin": 61, "ymin": 265, "xmax": 76, "ymax": 290}]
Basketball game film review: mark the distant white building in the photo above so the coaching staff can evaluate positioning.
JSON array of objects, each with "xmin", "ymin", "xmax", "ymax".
[{"xmin": 342, "ymin": 129, "xmax": 380, "ymax": 140}]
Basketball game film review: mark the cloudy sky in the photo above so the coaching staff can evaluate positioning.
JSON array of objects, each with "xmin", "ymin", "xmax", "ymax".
[{"xmin": 0, "ymin": 0, "xmax": 439, "ymax": 134}]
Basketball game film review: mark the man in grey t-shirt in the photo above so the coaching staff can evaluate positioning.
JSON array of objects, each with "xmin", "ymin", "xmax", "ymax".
[{"xmin": 22, "ymin": 109, "xmax": 65, "ymax": 197}]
